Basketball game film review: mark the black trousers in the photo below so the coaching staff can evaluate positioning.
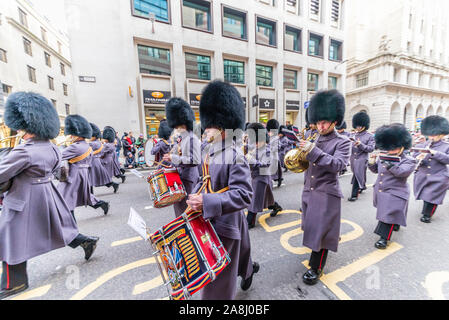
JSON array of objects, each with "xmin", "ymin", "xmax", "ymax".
[
  {"xmin": 1, "ymin": 261, "xmax": 28, "ymax": 290},
  {"xmin": 247, "ymin": 211, "xmax": 257, "ymax": 226},
  {"xmin": 351, "ymin": 176, "xmax": 360, "ymax": 198},
  {"xmin": 309, "ymin": 249, "xmax": 328, "ymax": 272},
  {"xmin": 374, "ymin": 221, "xmax": 396, "ymax": 240},
  {"xmin": 422, "ymin": 201, "xmax": 438, "ymax": 218}
]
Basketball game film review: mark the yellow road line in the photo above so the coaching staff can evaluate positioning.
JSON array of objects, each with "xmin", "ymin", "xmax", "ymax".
[
  {"xmin": 111, "ymin": 236, "xmax": 143, "ymax": 247},
  {"xmin": 423, "ymin": 271, "xmax": 449, "ymax": 300},
  {"xmin": 132, "ymin": 276, "xmax": 164, "ymax": 295},
  {"xmin": 70, "ymin": 257, "xmax": 156, "ymax": 300},
  {"xmin": 9, "ymin": 284, "xmax": 52, "ymax": 300},
  {"xmin": 259, "ymin": 210, "xmax": 302, "ymax": 233}
]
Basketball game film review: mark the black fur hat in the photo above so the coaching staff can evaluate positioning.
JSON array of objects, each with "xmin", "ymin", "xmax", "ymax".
[
  {"xmin": 266, "ymin": 119, "xmax": 280, "ymax": 132},
  {"xmin": 4, "ymin": 92, "xmax": 60, "ymax": 139},
  {"xmin": 307, "ymin": 90, "xmax": 345, "ymax": 126},
  {"xmin": 305, "ymin": 108, "xmax": 310, "ymax": 126},
  {"xmin": 279, "ymin": 125, "xmax": 287, "ymax": 136},
  {"xmin": 165, "ymin": 98, "xmax": 195, "ymax": 131},
  {"xmin": 246, "ymin": 122, "xmax": 269, "ymax": 144},
  {"xmin": 158, "ymin": 121, "xmax": 173, "ymax": 140},
  {"xmin": 352, "ymin": 111, "xmax": 370, "ymax": 130},
  {"xmin": 90, "ymin": 123, "xmax": 102, "ymax": 139},
  {"xmin": 421, "ymin": 115, "xmax": 449, "ymax": 136},
  {"xmin": 375, "ymin": 123, "xmax": 412, "ymax": 151},
  {"xmin": 336, "ymin": 121, "xmax": 347, "ymax": 130},
  {"xmin": 103, "ymin": 126, "xmax": 116, "ymax": 143},
  {"xmin": 64, "ymin": 115, "xmax": 92, "ymax": 138},
  {"xmin": 199, "ymin": 80, "xmax": 245, "ymax": 130}
]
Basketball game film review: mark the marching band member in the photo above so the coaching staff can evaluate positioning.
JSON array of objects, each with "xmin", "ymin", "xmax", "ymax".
[
  {"xmin": 89, "ymin": 123, "xmax": 119, "ymax": 193},
  {"xmin": 101, "ymin": 126, "xmax": 126, "ymax": 184},
  {"xmin": 413, "ymin": 116, "xmax": 449, "ymax": 223},
  {"xmin": 0, "ymin": 93, "xmax": 99, "ymax": 299},
  {"xmin": 163, "ymin": 98, "xmax": 201, "ymax": 218},
  {"xmin": 336, "ymin": 121, "xmax": 351, "ymax": 175},
  {"xmin": 348, "ymin": 112, "xmax": 375, "ymax": 201},
  {"xmin": 279, "ymin": 125, "xmax": 295, "ymax": 173},
  {"xmin": 186, "ymin": 80, "xmax": 258, "ymax": 300},
  {"xmin": 151, "ymin": 120, "xmax": 173, "ymax": 168},
  {"xmin": 58, "ymin": 115, "xmax": 110, "ymax": 217},
  {"xmin": 299, "ymin": 89, "xmax": 350, "ymax": 285},
  {"xmin": 246, "ymin": 123, "xmax": 283, "ymax": 229},
  {"xmin": 267, "ymin": 119, "xmax": 283, "ymax": 187},
  {"xmin": 368, "ymin": 124, "xmax": 416, "ymax": 249}
]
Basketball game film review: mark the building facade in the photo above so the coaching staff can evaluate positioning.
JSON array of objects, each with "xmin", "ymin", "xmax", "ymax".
[
  {"xmin": 345, "ymin": 0, "xmax": 449, "ymax": 131},
  {"xmin": 65, "ymin": 0, "xmax": 346, "ymax": 137},
  {"xmin": 0, "ymin": 0, "xmax": 75, "ymax": 123}
]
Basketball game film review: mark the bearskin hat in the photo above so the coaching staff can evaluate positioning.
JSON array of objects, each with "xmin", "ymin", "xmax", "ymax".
[
  {"xmin": 336, "ymin": 121, "xmax": 347, "ymax": 130},
  {"xmin": 307, "ymin": 90, "xmax": 345, "ymax": 126},
  {"xmin": 158, "ymin": 120, "xmax": 173, "ymax": 140},
  {"xmin": 90, "ymin": 123, "xmax": 102, "ymax": 139},
  {"xmin": 64, "ymin": 115, "xmax": 92, "ymax": 138},
  {"xmin": 4, "ymin": 92, "xmax": 60, "ymax": 140},
  {"xmin": 102, "ymin": 126, "xmax": 116, "ymax": 143},
  {"xmin": 246, "ymin": 122, "xmax": 269, "ymax": 144},
  {"xmin": 352, "ymin": 111, "xmax": 370, "ymax": 130},
  {"xmin": 266, "ymin": 119, "xmax": 280, "ymax": 132},
  {"xmin": 199, "ymin": 80, "xmax": 245, "ymax": 130},
  {"xmin": 421, "ymin": 115, "xmax": 449, "ymax": 136},
  {"xmin": 375, "ymin": 123, "xmax": 412, "ymax": 151},
  {"xmin": 165, "ymin": 98, "xmax": 195, "ymax": 131}
]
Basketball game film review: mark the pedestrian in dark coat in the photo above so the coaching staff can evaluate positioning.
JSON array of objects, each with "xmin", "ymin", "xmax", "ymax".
[
  {"xmin": 88, "ymin": 123, "xmax": 119, "ymax": 193},
  {"xmin": 368, "ymin": 124, "xmax": 416, "ymax": 249},
  {"xmin": 186, "ymin": 80, "xmax": 258, "ymax": 300},
  {"xmin": 162, "ymin": 98, "xmax": 201, "ymax": 218},
  {"xmin": 299, "ymin": 89, "xmax": 351, "ymax": 285},
  {"xmin": 102, "ymin": 127, "xmax": 126, "ymax": 183},
  {"xmin": 349, "ymin": 112, "xmax": 375, "ymax": 201},
  {"xmin": 245, "ymin": 123, "xmax": 283, "ymax": 229},
  {"xmin": 57, "ymin": 115, "xmax": 110, "ymax": 217},
  {"xmin": 151, "ymin": 120, "xmax": 173, "ymax": 168},
  {"xmin": 0, "ymin": 92, "xmax": 99, "ymax": 300},
  {"xmin": 412, "ymin": 116, "xmax": 449, "ymax": 223}
]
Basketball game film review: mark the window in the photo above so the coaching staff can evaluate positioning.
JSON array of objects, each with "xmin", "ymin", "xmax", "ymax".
[
  {"xmin": 222, "ymin": 7, "xmax": 246, "ymax": 40},
  {"xmin": 41, "ymin": 27, "xmax": 48, "ymax": 43},
  {"xmin": 356, "ymin": 72, "xmax": 369, "ymax": 88},
  {"xmin": 2, "ymin": 84, "xmax": 12, "ymax": 96},
  {"xmin": 23, "ymin": 37, "xmax": 32, "ymax": 56},
  {"xmin": 308, "ymin": 33, "xmax": 323, "ymax": 57},
  {"xmin": 418, "ymin": 73, "xmax": 423, "ymax": 86},
  {"xmin": 63, "ymin": 84, "xmax": 68, "ymax": 96},
  {"xmin": 51, "ymin": 99, "xmax": 57, "ymax": 108},
  {"xmin": 18, "ymin": 8, "xmax": 28, "ymax": 28},
  {"xmin": 256, "ymin": 65, "xmax": 273, "ymax": 87},
  {"xmin": 27, "ymin": 66, "xmax": 36, "ymax": 83},
  {"xmin": 224, "ymin": 59, "xmax": 245, "ymax": 84},
  {"xmin": 331, "ymin": 0, "xmax": 340, "ymax": 23},
  {"xmin": 307, "ymin": 73, "xmax": 319, "ymax": 91},
  {"xmin": 310, "ymin": 0, "xmax": 320, "ymax": 19},
  {"xmin": 285, "ymin": 25, "xmax": 301, "ymax": 52},
  {"xmin": 0, "ymin": 49, "xmax": 6, "ymax": 63},
  {"xmin": 44, "ymin": 52, "xmax": 51, "ymax": 67},
  {"xmin": 329, "ymin": 39, "xmax": 342, "ymax": 61},
  {"xmin": 406, "ymin": 71, "xmax": 412, "ymax": 84},
  {"xmin": 394, "ymin": 68, "xmax": 400, "ymax": 82},
  {"xmin": 284, "ymin": 69, "xmax": 298, "ymax": 89},
  {"xmin": 328, "ymin": 76, "xmax": 337, "ymax": 89},
  {"xmin": 48, "ymin": 76, "xmax": 54, "ymax": 90},
  {"xmin": 65, "ymin": 104, "xmax": 70, "ymax": 115},
  {"xmin": 182, "ymin": 0, "xmax": 212, "ymax": 32},
  {"xmin": 286, "ymin": 0, "xmax": 300, "ymax": 15},
  {"xmin": 133, "ymin": 0, "xmax": 169, "ymax": 23},
  {"xmin": 185, "ymin": 53, "xmax": 211, "ymax": 80},
  {"xmin": 138, "ymin": 45, "xmax": 171, "ymax": 75},
  {"xmin": 256, "ymin": 17, "xmax": 277, "ymax": 46},
  {"xmin": 60, "ymin": 63, "xmax": 66, "ymax": 76}
]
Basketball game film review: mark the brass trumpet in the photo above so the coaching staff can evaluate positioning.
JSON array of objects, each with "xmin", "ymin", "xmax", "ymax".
[{"xmin": 284, "ymin": 128, "xmax": 318, "ymax": 173}]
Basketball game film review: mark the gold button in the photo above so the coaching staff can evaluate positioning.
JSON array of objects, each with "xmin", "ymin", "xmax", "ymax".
[
  {"xmin": 313, "ymin": 163, "xmax": 316, "ymax": 166},
  {"xmin": 428, "ymin": 166, "xmax": 431, "ymax": 169},
  {"xmin": 381, "ymin": 174, "xmax": 384, "ymax": 176},
  {"xmin": 379, "ymin": 182, "xmax": 383, "ymax": 185},
  {"xmin": 379, "ymin": 190, "xmax": 382, "ymax": 192},
  {"xmin": 311, "ymin": 188, "xmax": 314, "ymax": 190},
  {"xmin": 427, "ymin": 174, "xmax": 430, "ymax": 176},
  {"xmin": 312, "ymin": 176, "xmax": 315, "ymax": 179}
]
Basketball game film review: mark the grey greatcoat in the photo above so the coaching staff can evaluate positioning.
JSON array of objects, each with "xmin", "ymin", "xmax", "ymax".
[
  {"xmin": 350, "ymin": 130, "xmax": 375, "ymax": 189},
  {"xmin": 0, "ymin": 139, "xmax": 79, "ymax": 265},
  {"xmin": 193, "ymin": 138, "xmax": 254, "ymax": 300},
  {"xmin": 368, "ymin": 154, "xmax": 416, "ymax": 226},
  {"xmin": 170, "ymin": 130, "xmax": 201, "ymax": 217},
  {"xmin": 58, "ymin": 140, "xmax": 100, "ymax": 211},
  {"xmin": 302, "ymin": 130, "xmax": 351, "ymax": 252},
  {"xmin": 89, "ymin": 140, "xmax": 112, "ymax": 187},
  {"xmin": 101, "ymin": 142, "xmax": 122, "ymax": 178},
  {"xmin": 151, "ymin": 139, "xmax": 171, "ymax": 168},
  {"xmin": 413, "ymin": 140, "xmax": 449, "ymax": 205}
]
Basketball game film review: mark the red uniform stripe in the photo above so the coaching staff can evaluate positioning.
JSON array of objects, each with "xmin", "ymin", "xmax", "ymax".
[
  {"xmin": 6, "ymin": 263, "xmax": 10, "ymax": 289},
  {"xmin": 318, "ymin": 250, "xmax": 325, "ymax": 270},
  {"xmin": 387, "ymin": 225, "xmax": 394, "ymax": 240},
  {"xmin": 430, "ymin": 205, "xmax": 437, "ymax": 217}
]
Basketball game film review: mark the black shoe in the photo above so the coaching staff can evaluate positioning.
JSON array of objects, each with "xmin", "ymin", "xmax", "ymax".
[
  {"xmin": 240, "ymin": 262, "xmax": 260, "ymax": 291},
  {"xmin": 375, "ymin": 238, "xmax": 388, "ymax": 249},
  {"xmin": 101, "ymin": 201, "xmax": 110, "ymax": 215},
  {"xmin": 270, "ymin": 203, "xmax": 283, "ymax": 217},
  {"xmin": 348, "ymin": 197, "xmax": 357, "ymax": 202},
  {"xmin": 121, "ymin": 175, "xmax": 126, "ymax": 184},
  {"xmin": 80, "ymin": 236, "xmax": 99, "ymax": 261},
  {"xmin": 420, "ymin": 216, "xmax": 431, "ymax": 223},
  {"xmin": 277, "ymin": 178, "xmax": 283, "ymax": 188},
  {"xmin": 393, "ymin": 225, "xmax": 400, "ymax": 232},
  {"xmin": 0, "ymin": 283, "xmax": 29, "ymax": 300},
  {"xmin": 283, "ymin": 168, "xmax": 288, "ymax": 173},
  {"xmin": 120, "ymin": 168, "xmax": 126, "ymax": 175},
  {"xmin": 302, "ymin": 269, "xmax": 322, "ymax": 286},
  {"xmin": 113, "ymin": 183, "xmax": 119, "ymax": 194}
]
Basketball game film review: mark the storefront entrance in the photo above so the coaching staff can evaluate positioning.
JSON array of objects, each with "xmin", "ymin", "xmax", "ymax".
[{"xmin": 145, "ymin": 108, "xmax": 166, "ymax": 138}]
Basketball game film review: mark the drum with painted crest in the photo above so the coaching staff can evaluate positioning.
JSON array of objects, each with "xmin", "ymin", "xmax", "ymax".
[{"xmin": 147, "ymin": 166, "xmax": 186, "ymax": 208}]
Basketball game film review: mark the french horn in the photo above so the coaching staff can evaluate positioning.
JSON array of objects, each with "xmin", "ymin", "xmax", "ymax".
[{"xmin": 284, "ymin": 128, "xmax": 318, "ymax": 173}]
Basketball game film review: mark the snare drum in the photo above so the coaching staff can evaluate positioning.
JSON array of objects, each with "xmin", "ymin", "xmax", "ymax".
[
  {"xmin": 147, "ymin": 167, "xmax": 186, "ymax": 208},
  {"xmin": 150, "ymin": 210, "xmax": 231, "ymax": 300}
]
